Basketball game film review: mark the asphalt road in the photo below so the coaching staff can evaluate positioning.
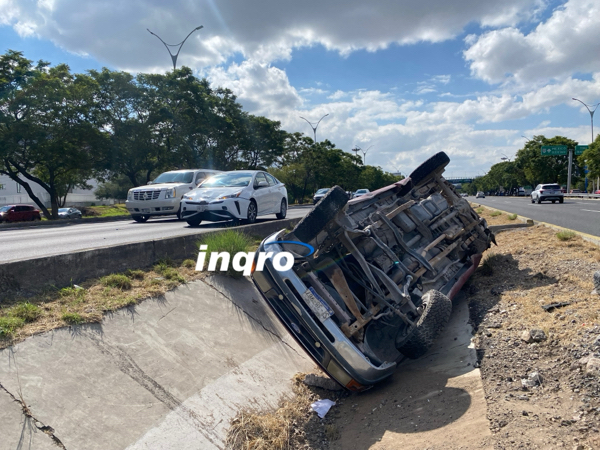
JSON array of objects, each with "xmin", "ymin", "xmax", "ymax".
[
  {"xmin": 0, "ymin": 208, "xmax": 310, "ymax": 263},
  {"xmin": 470, "ymin": 196, "xmax": 600, "ymax": 237}
]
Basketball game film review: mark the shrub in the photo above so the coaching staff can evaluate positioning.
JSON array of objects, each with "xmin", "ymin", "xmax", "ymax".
[
  {"xmin": 199, "ymin": 230, "xmax": 254, "ymax": 278},
  {"xmin": 126, "ymin": 269, "xmax": 145, "ymax": 280},
  {"xmin": 490, "ymin": 211, "xmax": 502, "ymax": 217},
  {"xmin": 508, "ymin": 214, "xmax": 517, "ymax": 220},
  {"xmin": 9, "ymin": 302, "xmax": 41, "ymax": 322},
  {"xmin": 181, "ymin": 259, "xmax": 196, "ymax": 269}
]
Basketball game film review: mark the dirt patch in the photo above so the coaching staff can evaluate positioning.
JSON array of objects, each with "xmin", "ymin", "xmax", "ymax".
[{"xmin": 468, "ymin": 225, "xmax": 600, "ymax": 449}]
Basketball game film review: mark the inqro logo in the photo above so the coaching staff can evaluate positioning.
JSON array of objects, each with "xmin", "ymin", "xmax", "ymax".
[{"xmin": 195, "ymin": 241, "xmax": 314, "ymax": 276}]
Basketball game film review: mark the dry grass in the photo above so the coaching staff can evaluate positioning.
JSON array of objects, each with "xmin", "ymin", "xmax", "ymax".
[
  {"xmin": 0, "ymin": 260, "xmax": 208, "ymax": 347},
  {"xmin": 226, "ymin": 373, "xmax": 320, "ymax": 450},
  {"xmin": 470, "ymin": 225, "xmax": 600, "ymax": 343},
  {"xmin": 469, "ymin": 203, "xmax": 518, "ymax": 226}
]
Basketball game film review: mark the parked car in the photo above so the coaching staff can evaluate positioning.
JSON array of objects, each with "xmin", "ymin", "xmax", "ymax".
[
  {"xmin": 251, "ymin": 152, "xmax": 494, "ymax": 391},
  {"xmin": 0, "ymin": 204, "xmax": 41, "ymax": 222},
  {"xmin": 126, "ymin": 169, "xmax": 221, "ymax": 222},
  {"xmin": 595, "ymin": 190, "xmax": 600, "ymax": 195},
  {"xmin": 58, "ymin": 207, "xmax": 82, "ymax": 219},
  {"xmin": 352, "ymin": 188, "xmax": 370, "ymax": 199},
  {"xmin": 180, "ymin": 170, "xmax": 288, "ymax": 226},
  {"xmin": 532, "ymin": 183, "xmax": 564, "ymax": 204},
  {"xmin": 570, "ymin": 189, "xmax": 582, "ymax": 194},
  {"xmin": 475, "ymin": 191, "xmax": 485, "ymax": 198},
  {"xmin": 313, "ymin": 188, "xmax": 330, "ymax": 204}
]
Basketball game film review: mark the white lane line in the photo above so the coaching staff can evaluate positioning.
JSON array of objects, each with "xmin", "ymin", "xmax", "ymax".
[{"xmin": 581, "ymin": 209, "xmax": 600, "ymax": 213}]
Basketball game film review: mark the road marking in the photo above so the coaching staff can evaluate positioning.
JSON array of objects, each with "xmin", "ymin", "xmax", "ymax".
[{"xmin": 581, "ymin": 209, "xmax": 600, "ymax": 213}]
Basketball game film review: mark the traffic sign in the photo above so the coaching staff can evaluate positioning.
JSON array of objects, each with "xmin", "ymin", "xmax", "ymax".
[
  {"xmin": 541, "ymin": 145, "xmax": 568, "ymax": 156},
  {"xmin": 575, "ymin": 145, "xmax": 589, "ymax": 156}
]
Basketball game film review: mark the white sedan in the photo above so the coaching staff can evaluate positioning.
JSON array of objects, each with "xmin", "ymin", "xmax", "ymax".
[{"xmin": 180, "ymin": 170, "xmax": 288, "ymax": 227}]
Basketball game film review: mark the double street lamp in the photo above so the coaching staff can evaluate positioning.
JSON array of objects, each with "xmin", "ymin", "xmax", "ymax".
[
  {"xmin": 352, "ymin": 145, "xmax": 373, "ymax": 165},
  {"xmin": 147, "ymin": 25, "xmax": 204, "ymax": 70},
  {"xmin": 299, "ymin": 114, "xmax": 329, "ymax": 143},
  {"xmin": 572, "ymin": 98, "xmax": 599, "ymax": 144}
]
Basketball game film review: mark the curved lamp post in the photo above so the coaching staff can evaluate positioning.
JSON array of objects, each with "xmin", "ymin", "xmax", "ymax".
[
  {"xmin": 147, "ymin": 25, "xmax": 203, "ymax": 70},
  {"xmin": 353, "ymin": 145, "xmax": 373, "ymax": 165},
  {"xmin": 500, "ymin": 153, "xmax": 511, "ymax": 162},
  {"xmin": 299, "ymin": 114, "xmax": 329, "ymax": 143},
  {"xmin": 572, "ymin": 98, "xmax": 600, "ymax": 143}
]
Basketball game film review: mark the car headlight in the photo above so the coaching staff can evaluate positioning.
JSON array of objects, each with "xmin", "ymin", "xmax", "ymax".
[
  {"xmin": 165, "ymin": 188, "xmax": 176, "ymax": 199},
  {"xmin": 218, "ymin": 191, "xmax": 242, "ymax": 200},
  {"xmin": 182, "ymin": 194, "xmax": 194, "ymax": 200},
  {"xmin": 127, "ymin": 190, "xmax": 134, "ymax": 200}
]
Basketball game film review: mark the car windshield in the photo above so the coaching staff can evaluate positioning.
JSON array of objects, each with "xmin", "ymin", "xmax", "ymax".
[
  {"xmin": 0, "ymin": 206, "xmax": 11, "ymax": 212},
  {"xmin": 199, "ymin": 172, "xmax": 253, "ymax": 188},
  {"xmin": 152, "ymin": 171, "xmax": 194, "ymax": 184},
  {"xmin": 542, "ymin": 184, "xmax": 561, "ymax": 190},
  {"xmin": 356, "ymin": 189, "xmax": 368, "ymax": 194},
  {"xmin": 316, "ymin": 188, "xmax": 329, "ymax": 194},
  {"xmin": 58, "ymin": 208, "xmax": 69, "ymax": 212}
]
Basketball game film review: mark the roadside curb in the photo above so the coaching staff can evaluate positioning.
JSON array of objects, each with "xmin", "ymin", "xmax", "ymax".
[
  {"xmin": 0, "ymin": 218, "xmax": 302, "ymax": 300},
  {"xmin": 474, "ymin": 203, "xmax": 600, "ymax": 247}
]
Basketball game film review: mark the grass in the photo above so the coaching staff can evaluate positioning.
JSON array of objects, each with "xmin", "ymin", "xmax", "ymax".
[
  {"xmin": 476, "ymin": 207, "xmax": 484, "ymax": 214},
  {"xmin": 556, "ymin": 230, "xmax": 577, "ymax": 241},
  {"xmin": 226, "ymin": 374, "xmax": 323, "ymax": 450},
  {"xmin": 81, "ymin": 204, "xmax": 129, "ymax": 218},
  {"xmin": 0, "ymin": 259, "xmax": 208, "ymax": 346},
  {"xmin": 490, "ymin": 211, "xmax": 502, "ymax": 217},
  {"xmin": 198, "ymin": 230, "xmax": 258, "ymax": 278},
  {"xmin": 508, "ymin": 214, "xmax": 518, "ymax": 220}
]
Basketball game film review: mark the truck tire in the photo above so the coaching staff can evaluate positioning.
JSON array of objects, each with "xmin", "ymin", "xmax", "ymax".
[
  {"xmin": 409, "ymin": 152, "xmax": 450, "ymax": 187},
  {"xmin": 396, "ymin": 290, "xmax": 452, "ymax": 359},
  {"xmin": 291, "ymin": 186, "xmax": 348, "ymax": 243}
]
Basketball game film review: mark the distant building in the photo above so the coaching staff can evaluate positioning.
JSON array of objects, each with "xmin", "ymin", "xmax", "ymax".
[{"xmin": 0, "ymin": 175, "xmax": 115, "ymax": 207}]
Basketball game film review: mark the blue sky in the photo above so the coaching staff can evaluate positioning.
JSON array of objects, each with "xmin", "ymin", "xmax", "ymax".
[{"xmin": 1, "ymin": 0, "xmax": 599, "ymax": 177}]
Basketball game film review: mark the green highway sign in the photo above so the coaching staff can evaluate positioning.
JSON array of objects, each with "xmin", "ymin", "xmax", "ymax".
[
  {"xmin": 541, "ymin": 145, "xmax": 568, "ymax": 156},
  {"xmin": 575, "ymin": 145, "xmax": 589, "ymax": 156}
]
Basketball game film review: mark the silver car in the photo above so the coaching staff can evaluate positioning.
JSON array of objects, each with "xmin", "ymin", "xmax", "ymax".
[{"xmin": 531, "ymin": 183, "xmax": 563, "ymax": 204}]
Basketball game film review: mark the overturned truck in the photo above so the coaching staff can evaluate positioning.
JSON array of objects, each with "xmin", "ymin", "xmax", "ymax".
[{"xmin": 251, "ymin": 152, "xmax": 495, "ymax": 391}]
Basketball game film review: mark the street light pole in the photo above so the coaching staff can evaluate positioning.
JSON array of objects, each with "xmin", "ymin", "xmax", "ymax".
[
  {"xmin": 572, "ymin": 98, "xmax": 599, "ymax": 143},
  {"xmin": 500, "ymin": 153, "xmax": 511, "ymax": 162},
  {"xmin": 299, "ymin": 114, "xmax": 329, "ymax": 143},
  {"xmin": 353, "ymin": 145, "xmax": 373, "ymax": 165},
  {"xmin": 147, "ymin": 25, "xmax": 203, "ymax": 70}
]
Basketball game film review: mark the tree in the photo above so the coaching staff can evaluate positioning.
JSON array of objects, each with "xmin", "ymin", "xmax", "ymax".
[
  {"xmin": 578, "ymin": 134, "xmax": 600, "ymax": 181},
  {"xmin": 0, "ymin": 51, "xmax": 108, "ymax": 219}
]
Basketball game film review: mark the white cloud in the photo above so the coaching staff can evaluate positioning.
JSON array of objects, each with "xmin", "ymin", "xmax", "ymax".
[
  {"xmin": 464, "ymin": 0, "xmax": 600, "ymax": 85},
  {"xmin": 2, "ymin": 0, "xmax": 539, "ymax": 70}
]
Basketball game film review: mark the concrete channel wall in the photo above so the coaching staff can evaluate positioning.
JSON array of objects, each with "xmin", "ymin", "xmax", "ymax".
[{"xmin": 0, "ymin": 218, "xmax": 301, "ymax": 300}]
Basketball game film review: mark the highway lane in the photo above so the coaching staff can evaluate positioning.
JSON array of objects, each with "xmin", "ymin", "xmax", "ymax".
[
  {"xmin": 0, "ymin": 208, "xmax": 310, "ymax": 263},
  {"xmin": 470, "ymin": 196, "xmax": 600, "ymax": 237}
]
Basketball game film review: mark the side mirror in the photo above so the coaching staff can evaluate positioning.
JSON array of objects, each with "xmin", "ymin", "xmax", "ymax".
[
  {"xmin": 257, "ymin": 181, "xmax": 269, "ymax": 188},
  {"xmin": 147, "ymin": 181, "xmax": 154, "ymax": 185}
]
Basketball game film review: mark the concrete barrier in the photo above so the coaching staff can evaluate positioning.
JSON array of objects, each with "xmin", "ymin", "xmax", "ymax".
[{"xmin": 0, "ymin": 218, "xmax": 301, "ymax": 300}]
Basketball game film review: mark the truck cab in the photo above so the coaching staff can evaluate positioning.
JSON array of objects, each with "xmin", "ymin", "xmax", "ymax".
[{"xmin": 126, "ymin": 169, "xmax": 220, "ymax": 222}]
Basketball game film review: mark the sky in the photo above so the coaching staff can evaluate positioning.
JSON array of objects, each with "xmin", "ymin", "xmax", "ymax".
[{"xmin": 1, "ymin": 0, "xmax": 600, "ymax": 178}]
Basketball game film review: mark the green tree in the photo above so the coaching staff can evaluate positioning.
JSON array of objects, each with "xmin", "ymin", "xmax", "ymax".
[{"xmin": 578, "ymin": 134, "xmax": 600, "ymax": 182}]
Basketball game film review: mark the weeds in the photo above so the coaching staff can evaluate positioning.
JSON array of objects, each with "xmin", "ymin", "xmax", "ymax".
[
  {"xmin": 479, "ymin": 253, "xmax": 503, "ymax": 276},
  {"xmin": 556, "ymin": 230, "xmax": 576, "ymax": 241},
  {"xmin": 0, "ymin": 316, "xmax": 25, "ymax": 337},
  {"xmin": 9, "ymin": 302, "xmax": 42, "ymax": 322},
  {"xmin": 199, "ymin": 230, "xmax": 255, "ymax": 278},
  {"xmin": 490, "ymin": 211, "xmax": 502, "ymax": 217},
  {"xmin": 476, "ymin": 207, "xmax": 484, "ymax": 214},
  {"xmin": 101, "ymin": 274, "xmax": 132, "ymax": 290},
  {"xmin": 508, "ymin": 214, "xmax": 517, "ymax": 220},
  {"xmin": 62, "ymin": 312, "xmax": 84, "ymax": 324}
]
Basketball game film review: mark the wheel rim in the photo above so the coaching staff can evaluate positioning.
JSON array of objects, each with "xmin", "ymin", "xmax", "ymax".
[{"xmin": 248, "ymin": 203, "xmax": 257, "ymax": 221}]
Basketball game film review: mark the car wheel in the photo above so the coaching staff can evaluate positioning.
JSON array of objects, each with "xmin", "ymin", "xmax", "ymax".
[
  {"xmin": 176, "ymin": 205, "xmax": 182, "ymax": 220},
  {"xmin": 537, "ymin": 197, "xmax": 542, "ymax": 204},
  {"xmin": 408, "ymin": 152, "xmax": 450, "ymax": 187},
  {"xmin": 275, "ymin": 199, "xmax": 287, "ymax": 219},
  {"xmin": 552, "ymin": 200, "xmax": 556, "ymax": 204},
  {"xmin": 133, "ymin": 215, "xmax": 149, "ymax": 223},
  {"xmin": 186, "ymin": 217, "xmax": 202, "ymax": 227},
  {"xmin": 559, "ymin": 198, "xmax": 564, "ymax": 204},
  {"xmin": 291, "ymin": 186, "xmax": 348, "ymax": 243},
  {"xmin": 396, "ymin": 290, "xmax": 452, "ymax": 359},
  {"xmin": 531, "ymin": 196, "xmax": 535, "ymax": 203},
  {"xmin": 244, "ymin": 200, "xmax": 258, "ymax": 224}
]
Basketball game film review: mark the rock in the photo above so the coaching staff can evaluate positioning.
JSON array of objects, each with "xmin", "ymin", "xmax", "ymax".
[
  {"xmin": 303, "ymin": 374, "xmax": 343, "ymax": 391},
  {"xmin": 585, "ymin": 357, "xmax": 600, "ymax": 376},
  {"xmin": 522, "ymin": 371, "xmax": 543, "ymax": 387},
  {"xmin": 521, "ymin": 329, "xmax": 547, "ymax": 343},
  {"xmin": 594, "ymin": 271, "xmax": 600, "ymax": 294}
]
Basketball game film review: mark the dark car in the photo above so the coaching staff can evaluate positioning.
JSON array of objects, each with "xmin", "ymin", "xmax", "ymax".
[
  {"xmin": 0, "ymin": 204, "xmax": 41, "ymax": 222},
  {"xmin": 251, "ymin": 152, "xmax": 494, "ymax": 391},
  {"xmin": 58, "ymin": 207, "xmax": 82, "ymax": 219}
]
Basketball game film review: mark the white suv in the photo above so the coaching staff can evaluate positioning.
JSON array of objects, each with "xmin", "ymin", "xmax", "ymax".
[
  {"xmin": 126, "ymin": 169, "xmax": 221, "ymax": 222},
  {"xmin": 531, "ymin": 183, "xmax": 563, "ymax": 204}
]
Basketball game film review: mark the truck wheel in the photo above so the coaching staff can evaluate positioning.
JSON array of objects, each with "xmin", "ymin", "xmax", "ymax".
[
  {"xmin": 396, "ymin": 290, "xmax": 452, "ymax": 359},
  {"xmin": 133, "ymin": 215, "xmax": 149, "ymax": 223},
  {"xmin": 409, "ymin": 152, "xmax": 450, "ymax": 187},
  {"xmin": 291, "ymin": 186, "xmax": 348, "ymax": 243}
]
